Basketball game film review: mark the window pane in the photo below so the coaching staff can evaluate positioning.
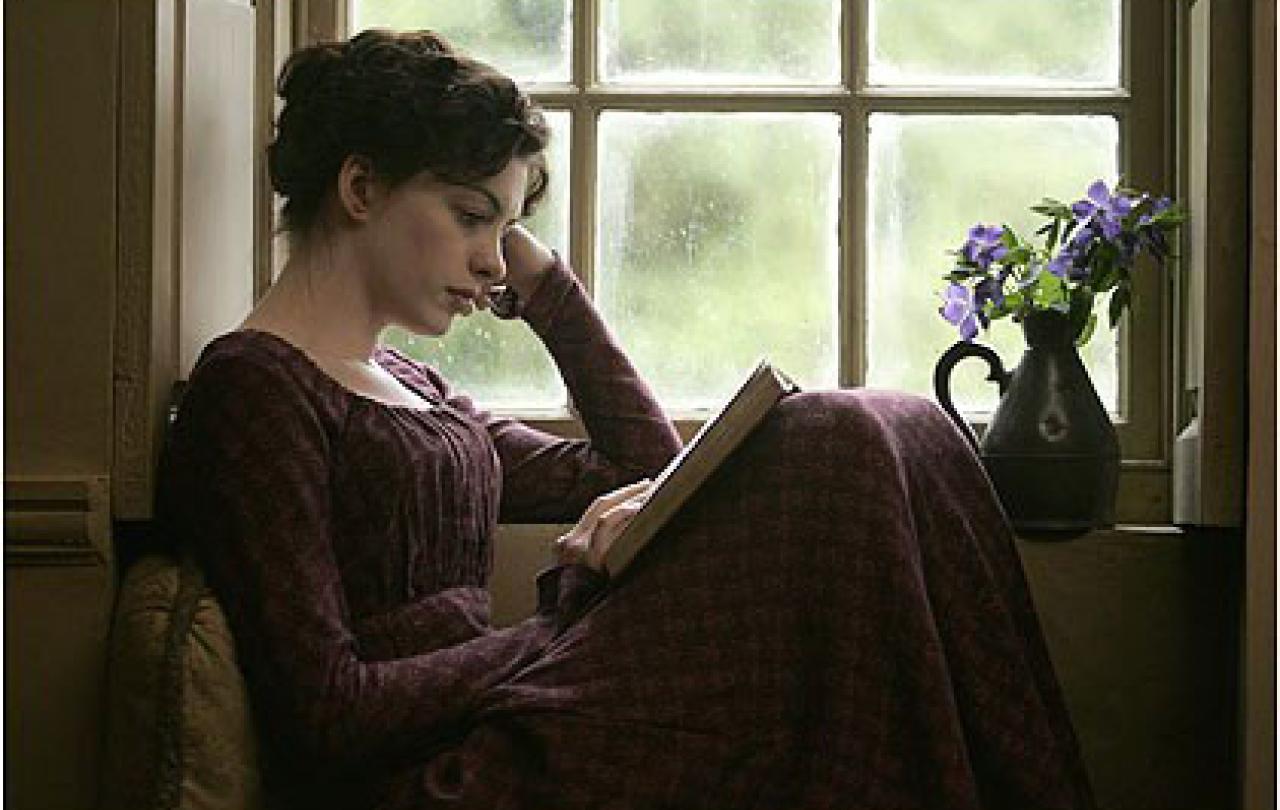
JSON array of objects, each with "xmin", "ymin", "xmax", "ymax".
[
  {"xmin": 868, "ymin": 0, "xmax": 1120, "ymax": 88},
  {"xmin": 350, "ymin": 0, "xmax": 570, "ymax": 83},
  {"xmin": 598, "ymin": 112, "xmax": 840, "ymax": 411},
  {"xmin": 600, "ymin": 0, "xmax": 839, "ymax": 85},
  {"xmin": 382, "ymin": 111, "xmax": 571, "ymax": 410},
  {"xmin": 865, "ymin": 114, "xmax": 1120, "ymax": 413}
]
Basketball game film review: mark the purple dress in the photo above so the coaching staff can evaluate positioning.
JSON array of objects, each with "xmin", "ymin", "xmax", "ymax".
[{"xmin": 156, "ymin": 259, "xmax": 1095, "ymax": 809}]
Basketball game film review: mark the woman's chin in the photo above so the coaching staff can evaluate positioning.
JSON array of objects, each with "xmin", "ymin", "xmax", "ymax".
[{"xmin": 396, "ymin": 313, "xmax": 453, "ymax": 338}]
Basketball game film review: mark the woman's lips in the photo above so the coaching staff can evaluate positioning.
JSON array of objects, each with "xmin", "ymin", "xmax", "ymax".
[{"xmin": 446, "ymin": 287, "xmax": 478, "ymax": 315}]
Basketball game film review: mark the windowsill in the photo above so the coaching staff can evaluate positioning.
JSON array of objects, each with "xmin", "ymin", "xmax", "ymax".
[{"xmin": 1015, "ymin": 524, "xmax": 1185, "ymax": 542}]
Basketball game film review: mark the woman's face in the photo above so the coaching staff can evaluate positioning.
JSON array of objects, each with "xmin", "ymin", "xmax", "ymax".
[{"xmin": 358, "ymin": 157, "xmax": 532, "ymax": 336}]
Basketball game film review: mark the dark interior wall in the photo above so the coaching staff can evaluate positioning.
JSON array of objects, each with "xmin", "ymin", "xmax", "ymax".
[
  {"xmin": 1018, "ymin": 531, "xmax": 1242, "ymax": 810},
  {"xmin": 4, "ymin": 3, "xmax": 120, "ymax": 810},
  {"xmin": 4, "ymin": 0, "xmax": 117, "ymax": 474}
]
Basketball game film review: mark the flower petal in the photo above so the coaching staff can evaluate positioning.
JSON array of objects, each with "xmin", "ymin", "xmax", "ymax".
[{"xmin": 1100, "ymin": 215, "xmax": 1122, "ymax": 240}]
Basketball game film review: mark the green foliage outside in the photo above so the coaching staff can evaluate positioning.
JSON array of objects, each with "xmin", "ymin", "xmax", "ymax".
[
  {"xmin": 597, "ymin": 113, "xmax": 839, "ymax": 410},
  {"xmin": 602, "ymin": 0, "xmax": 838, "ymax": 84},
  {"xmin": 353, "ymin": 1, "xmax": 1126, "ymax": 415},
  {"xmin": 870, "ymin": 0, "xmax": 1117, "ymax": 86}
]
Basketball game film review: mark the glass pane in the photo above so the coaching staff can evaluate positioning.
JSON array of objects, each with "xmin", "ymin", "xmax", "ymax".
[
  {"xmin": 382, "ymin": 111, "xmax": 571, "ymax": 411},
  {"xmin": 600, "ymin": 0, "xmax": 839, "ymax": 85},
  {"xmin": 598, "ymin": 112, "xmax": 840, "ymax": 411},
  {"xmin": 868, "ymin": 0, "xmax": 1120, "ymax": 88},
  {"xmin": 865, "ymin": 114, "xmax": 1120, "ymax": 413},
  {"xmin": 350, "ymin": 0, "xmax": 570, "ymax": 83}
]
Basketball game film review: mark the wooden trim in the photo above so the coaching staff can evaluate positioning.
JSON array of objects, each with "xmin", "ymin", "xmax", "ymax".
[
  {"xmin": 253, "ymin": 0, "xmax": 277, "ymax": 297},
  {"xmin": 1117, "ymin": 0, "xmax": 1175, "ymax": 464},
  {"xmin": 1198, "ymin": 0, "xmax": 1251, "ymax": 526},
  {"xmin": 297, "ymin": 0, "xmax": 341, "ymax": 45},
  {"xmin": 1243, "ymin": 1, "xmax": 1277, "ymax": 806},
  {"xmin": 569, "ymin": 0, "xmax": 597, "ymax": 299},
  {"xmin": 4, "ymin": 477, "xmax": 112, "ymax": 566},
  {"xmin": 113, "ymin": 0, "xmax": 182, "ymax": 521},
  {"xmin": 114, "ymin": 0, "xmax": 160, "ymax": 519}
]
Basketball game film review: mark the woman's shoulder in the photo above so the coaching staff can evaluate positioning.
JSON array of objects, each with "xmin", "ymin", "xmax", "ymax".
[
  {"xmin": 184, "ymin": 329, "xmax": 340, "ymax": 415},
  {"xmin": 194, "ymin": 329, "xmax": 303, "ymax": 380}
]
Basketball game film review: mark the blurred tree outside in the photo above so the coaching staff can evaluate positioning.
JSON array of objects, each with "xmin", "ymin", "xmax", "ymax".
[
  {"xmin": 601, "ymin": 0, "xmax": 838, "ymax": 84},
  {"xmin": 597, "ymin": 112, "xmax": 839, "ymax": 409}
]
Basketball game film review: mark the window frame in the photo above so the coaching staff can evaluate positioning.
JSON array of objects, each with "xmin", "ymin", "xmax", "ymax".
[{"xmin": 295, "ymin": 0, "xmax": 1178, "ymax": 522}]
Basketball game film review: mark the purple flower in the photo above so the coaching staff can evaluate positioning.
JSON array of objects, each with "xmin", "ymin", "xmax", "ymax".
[
  {"xmin": 1047, "ymin": 250, "xmax": 1075, "ymax": 278},
  {"xmin": 960, "ymin": 224, "xmax": 1010, "ymax": 270},
  {"xmin": 1071, "ymin": 180, "xmax": 1134, "ymax": 243},
  {"xmin": 939, "ymin": 283, "xmax": 980, "ymax": 341},
  {"xmin": 974, "ymin": 276, "xmax": 1005, "ymax": 311}
]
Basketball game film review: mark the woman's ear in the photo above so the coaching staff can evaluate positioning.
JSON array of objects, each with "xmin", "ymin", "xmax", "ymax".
[{"xmin": 336, "ymin": 155, "xmax": 383, "ymax": 224}]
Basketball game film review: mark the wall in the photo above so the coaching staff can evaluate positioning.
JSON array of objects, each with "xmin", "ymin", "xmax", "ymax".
[{"xmin": 4, "ymin": 2, "xmax": 121, "ymax": 810}]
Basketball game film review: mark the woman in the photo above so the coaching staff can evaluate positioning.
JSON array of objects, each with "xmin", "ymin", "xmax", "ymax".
[{"xmin": 157, "ymin": 29, "xmax": 1096, "ymax": 810}]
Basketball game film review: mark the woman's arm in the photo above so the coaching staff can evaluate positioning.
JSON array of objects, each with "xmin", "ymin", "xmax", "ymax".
[
  {"xmin": 158, "ymin": 353, "xmax": 557, "ymax": 774},
  {"xmin": 437, "ymin": 230, "xmax": 682, "ymax": 523}
]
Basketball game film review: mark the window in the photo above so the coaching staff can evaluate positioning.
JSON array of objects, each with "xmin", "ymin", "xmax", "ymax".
[{"xmin": 302, "ymin": 0, "xmax": 1176, "ymax": 519}]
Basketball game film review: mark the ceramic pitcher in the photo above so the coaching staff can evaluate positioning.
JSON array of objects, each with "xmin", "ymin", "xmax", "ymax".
[{"xmin": 933, "ymin": 309, "xmax": 1119, "ymax": 533}]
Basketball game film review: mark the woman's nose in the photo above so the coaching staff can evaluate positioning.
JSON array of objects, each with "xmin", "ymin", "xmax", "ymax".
[{"xmin": 472, "ymin": 236, "xmax": 507, "ymax": 283}]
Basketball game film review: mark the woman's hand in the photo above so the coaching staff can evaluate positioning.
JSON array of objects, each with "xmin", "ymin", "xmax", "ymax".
[
  {"xmin": 500, "ymin": 224, "xmax": 556, "ymax": 303},
  {"xmin": 554, "ymin": 480, "xmax": 654, "ymax": 571}
]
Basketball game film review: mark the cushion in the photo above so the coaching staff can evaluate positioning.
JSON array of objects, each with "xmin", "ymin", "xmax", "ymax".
[{"xmin": 99, "ymin": 554, "xmax": 266, "ymax": 810}]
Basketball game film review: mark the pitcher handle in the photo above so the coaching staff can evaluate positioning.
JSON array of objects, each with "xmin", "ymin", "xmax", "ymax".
[{"xmin": 932, "ymin": 341, "xmax": 1012, "ymax": 454}]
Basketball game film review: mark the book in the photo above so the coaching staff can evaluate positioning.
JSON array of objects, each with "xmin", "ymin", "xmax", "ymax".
[{"xmin": 604, "ymin": 359, "xmax": 799, "ymax": 577}]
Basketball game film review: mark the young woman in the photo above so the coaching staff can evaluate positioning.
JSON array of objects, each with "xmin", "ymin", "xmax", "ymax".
[{"xmin": 157, "ymin": 29, "xmax": 1096, "ymax": 810}]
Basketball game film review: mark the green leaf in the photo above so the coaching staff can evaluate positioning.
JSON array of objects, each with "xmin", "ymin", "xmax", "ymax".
[
  {"xmin": 1032, "ymin": 270, "xmax": 1067, "ymax": 309},
  {"xmin": 1075, "ymin": 313, "xmax": 1098, "ymax": 347},
  {"xmin": 1062, "ymin": 219, "xmax": 1079, "ymax": 244},
  {"xmin": 1032, "ymin": 198, "xmax": 1071, "ymax": 218},
  {"xmin": 1046, "ymin": 218, "xmax": 1062, "ymax": 251}
]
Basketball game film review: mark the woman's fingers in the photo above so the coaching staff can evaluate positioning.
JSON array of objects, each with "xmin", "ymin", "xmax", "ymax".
[
  {"xmin": 585, "ymin": 490, "xmax": 651, "ymax": 567},
  {"xmin": 581, "ymin": 480, "xmax": 651, "ymax": 525},
  {"xmin": 557, "ymin": 480, "xmax": 653, "ymax": 568}
]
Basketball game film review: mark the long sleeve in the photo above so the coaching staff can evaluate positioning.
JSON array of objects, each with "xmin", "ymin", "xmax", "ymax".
[
  {"xmin": 157, "ymin": 353, "xmax": 557, "ymax": 776},
  {"xmin": 428, "ymin": 255, "xmax": 683, "ymax": 523}
]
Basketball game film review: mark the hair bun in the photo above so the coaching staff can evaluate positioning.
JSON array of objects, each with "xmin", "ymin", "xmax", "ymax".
[{"xmin": 276, "ymin": 42, "xmax": 343, "ymax": 103}]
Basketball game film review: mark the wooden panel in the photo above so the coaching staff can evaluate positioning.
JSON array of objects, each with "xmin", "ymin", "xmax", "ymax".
[
  {"xmin": 1179, "ymin": 0, "xmax": 1251, "ymax": 527},
  {"xmin": 4, "ymin": 476, "xmax": 112, "ymax": 566},
  {"xmin": 5, "ymin": 565, "xmax": 117, "ymax": 810},
  {"xmin": 3, "ymin": 0, "xmax": 118, "ymax": 476},
  {"xmin": 1018, "ymin": 527, "xmax": 1241, "ymax": 810},
  {"xmin": 1243, "ymin": 0, "xmax": 1277, "ymax": 806}
]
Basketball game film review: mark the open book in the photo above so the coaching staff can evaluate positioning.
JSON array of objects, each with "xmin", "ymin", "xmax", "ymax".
[{"xmin": 604, "ymin": 360, "xmax": 798, "ymax": 578}]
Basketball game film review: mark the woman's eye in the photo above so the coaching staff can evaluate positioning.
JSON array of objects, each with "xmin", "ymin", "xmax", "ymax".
[{"xmin": 456, "ymin": 209, "xmax": 488, "ymax": 228}]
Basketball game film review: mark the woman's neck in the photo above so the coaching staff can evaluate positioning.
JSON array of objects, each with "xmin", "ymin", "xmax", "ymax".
[{"xmin": 241, "ymin": 239, "xmax": 384, "ymax": 363}]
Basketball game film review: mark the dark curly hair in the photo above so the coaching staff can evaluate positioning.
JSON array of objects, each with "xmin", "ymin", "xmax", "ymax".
[{"xmin": 268, "ymin": 29, "xmax": 551, "ymax": 238}]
